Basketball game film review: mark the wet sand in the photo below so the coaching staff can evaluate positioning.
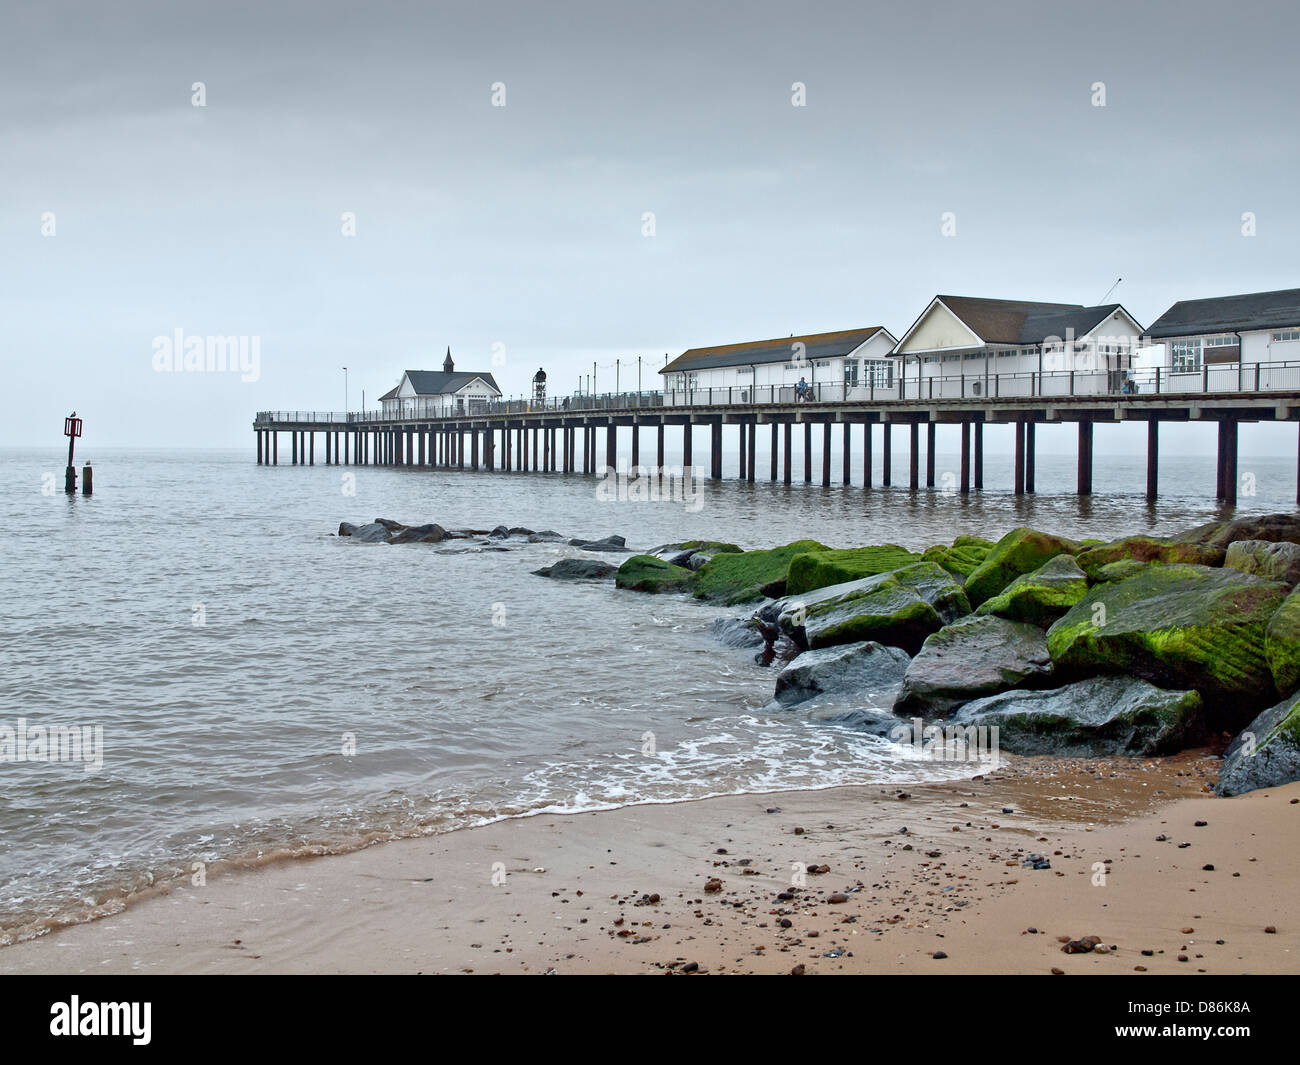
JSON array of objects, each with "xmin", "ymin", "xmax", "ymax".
[{"xmin": 1, "ymin": 753, "xmax": 1296, "ymax": 975}]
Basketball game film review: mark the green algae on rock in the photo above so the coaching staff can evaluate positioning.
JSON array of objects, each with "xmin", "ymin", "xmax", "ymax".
[
  {"xmin": 614, "ymin": 554, "xmax": 694, "ymax": 593},
  {"xmin": 962, "ymin": 528, "xmax": 1080, "ymax": 607},
  {"xmin": 1046, "ymin": 563, "xmax": 1288, "ymax": 721},
  {"xmin": 1075, "ymin": 535, "xmax": 1224, "ymax": 580},
  {"xmin": 974, "ymin": 554, "xmax": 1088, "ymax": 626},
  {"xmin": 920, "ymin": 535, "xmax": 995, "ymax": 581},
  {"xmin": 691, "ymin": 539, "xmax": 830, "ymax": 604},
  {"xmin": 785, "ymin": 544, "xmax": 920, "ymax": 596},
  {"xmin": 1265, "ymin": 587, "xmax": 1300, "ymax": 698}
]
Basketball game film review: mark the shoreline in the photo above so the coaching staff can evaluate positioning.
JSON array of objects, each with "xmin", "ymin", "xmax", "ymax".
[{"xmin": 3, "ymin": 751, "xmax": 1295, "ymax": 975}]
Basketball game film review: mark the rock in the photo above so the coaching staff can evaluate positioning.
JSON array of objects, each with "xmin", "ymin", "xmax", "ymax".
[
  {"xmin": 526, "ymin": 530, "xmax": 567, "ymax": 543},
  {"xmin": 950, "ymin": 676, "xmax": 1206, "ymax": 756},
  {"xmin": 691, "ymin": 540, "xmax": 831, "ymax": 605},
  {"xmin": 614, "ymin": 555, "xmax": 694, "ymax": 593},
  {"xmin": 1093, "ymin": 559, "xmax": 1149, "ymax": 583},
  {"xmin": 1216, "ymin": 691, "xmax": 1300, "ymax": 796},
  {"xmin": 1178, "ymin": 513, "xmax": 1300, "ymax": 549},
  {"xmin": 568, "ymin": 535, "xmax": 628, "ymax": 552},
  {"xmin": 891, "ymin": 561, "xmax": 972, "ymax": 624},
  {"xmin": 1225, "ymin": 540, "xmax": 1300, "ymax": 587},
  {"xmin": 963, "ymin": 528, "xmax": 1080, "ymax": 607},
  {"xmin": 975, "ymin": 554, "xmax": 1088, "ymax": 626},
  {"xmin": 1075, "ymin": 535, "xmax": 1224, "ymax": 580},
  {"xmin": 389, "ymin": 522, "xmax": 448, "ymax": 544},
  {"xmin": 1047, "ymin": 564, "xmax": 1288, "ymax": 722},
  {"xmin": 340, "ymin": 521, "xmax": 390, "ymax": 543},
  {"xmin": 533, "ymin": 558, "xmax": 617, "ymax": 580},
  {"xmin": 374, "ymin": 518, "xmax": 407, "ymax": 533},
  {"xmin": 1265, "ymin": 588, "xmax": 1300, "ymax": 697},
  {"xmin": 771, "ymin": 641, "xmax": 911, "ymax": 708},
  {"xmin": 488, "ymin": 525, "xmax": 510, "ymax": 538},
  {"xmin": 784, "ymin": 545, "xmax": 921, "ymax": 596},
  {"xmin": 650, "ymin": 539, "xmax": 742, "ymax": 560},
  {"xmin": 756, "ymin": 568, "xmax": 948, "ymax": 656},
  {"xmin": 710, "ymin": 617, "xmax": 766, "ymax": 649},
  {"xmin": 920, "ymin": 535, "xmax": 995, "ymax": 581},
  {"xmin": 894, "ymin": 615, "xmax": 1053, "ymax": 717}
]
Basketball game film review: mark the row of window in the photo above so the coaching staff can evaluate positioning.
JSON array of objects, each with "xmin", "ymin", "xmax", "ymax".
[{"xmin": 1274, "ymin": 330, "xmax": 1300, "ymax": 343}]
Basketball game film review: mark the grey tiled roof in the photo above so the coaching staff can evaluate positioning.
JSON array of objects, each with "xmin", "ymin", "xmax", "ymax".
[
  {"xmin": 1146, "ymin": 288, "xmax": 1300, "ymax": 338},
  {"xmin": 662, "ymin": 327, "xmax": 888, "ymax": 374}
]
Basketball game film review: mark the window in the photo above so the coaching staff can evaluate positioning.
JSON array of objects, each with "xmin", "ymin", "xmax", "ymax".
[
  {"xmin": 1272, "ymin": 330, "xmax": 1300, "ymax": 342},
  {"xmin": 942, "ymin": 353, "xmax": 962, "ymax": 362},
  {"xmin": 844, "ymin": 360, "xmax": 859, "ymax": 386},
  {"xmin": 736, "ymin": 366, "xmax": 753, "ymax": 376},
  {"xmin": 814, "ymin": 360, "xmax": 831, "ymax": 368},
  {"xmin": 1205, "ymin": 334, "xmax": 1238, "ymax": 347},
  {"xmin": 865, "ymin": 359, "xmax": 893, "ymax": 388},
  {"xmin": 1171, "ymin": 338, "xmax": 1202, "ymax": 373}
]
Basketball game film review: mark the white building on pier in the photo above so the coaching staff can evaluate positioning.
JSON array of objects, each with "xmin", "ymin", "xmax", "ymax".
[{"xmin": 378, "ymin": 349, "xmax": 502, "ymax": 417}]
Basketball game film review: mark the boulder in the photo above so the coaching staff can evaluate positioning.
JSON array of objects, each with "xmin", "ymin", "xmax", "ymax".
[
  {"xmin": 614, "ymin": 554, "xmax": 694, "ymax": 593},
  {"xmin": 1046, "ymin": 564, "xmax": 1288, "ymax": 723},
  {"xmin": 526, "ymin": 530, "xmax": 567, "ymax": 543},
  {"xmin": 692, "ymin": 539, "xmax": 830, "ymax": 605},
  {"xmin": 784, "ymin": 545, "xmax": 920, "ymax": 596},
  {"xmin": 374, "ymin": 518, "xmax": 407, "ymax": 533},
  {"xmin": 975, "ymin": 554, "xmax": 1088, "ymax": 626},
  {"xmin": 1216, "ymin": 692, "xmax": 1300, "ymax": 796},
  {"xmin": 1265, "ymin": 588, "xmax": 1300, "ymax": 697},
  {"xmin": 950, "ymin": 676, "xmax": 1206, "ymax": 756},
  {"xmin": 569, "ymin": 535, "xmax": 628, "ymax": 552},
  {"xmin": 1177, "ymin": 513, "xmax": 1300, "ymax": 549},
  {"xmin": 653, "ymin": 541, "xmax": 742, "ymax": 568},
  {"xmin": 1075, "ymin": 535, "xmax": 1223, "ymax": 580},
  {"xmin": 1224, "ymin": 540, "xmax": 1300, "ymax": 587},
  {"xmin": 921, "ymin": 535, "xmax": 995, "ymax": 581},
  {"xmin": 710, "ymin": 617, "xmax": 766, "ymax": 649},
  {"xmin": 963, "ymin": 528, "xmax": 1080, "ymax": 607},
  {"xmin": 339, "ymin": 521, "xmax": 390, "ymax": 543},
  {"xmin": 1093, "ymin": 559, "xmax": 1149, "ymax": 583},
  {"xmin": 772, "ymin": 641, "xmax": 911, "ymax": 708},
  {"xmin": 894, "ymin": 615, "xmax": 1053, "ymax": 717},
  {"xmin": 533, "ymin": 558, "xmax": 617, "ymax": 580},
  {"xmin": 757, "ymin": 563, "xmax": 965, "ymax": 655},
  {"xmin": 389, "ymin": 522, "xmax": 448, "ymax": 544}
]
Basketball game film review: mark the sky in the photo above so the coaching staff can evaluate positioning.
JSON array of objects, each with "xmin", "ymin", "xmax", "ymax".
[{"xmin": 3, "ymin": 0, "xmax": 1299, "ymax": 453}]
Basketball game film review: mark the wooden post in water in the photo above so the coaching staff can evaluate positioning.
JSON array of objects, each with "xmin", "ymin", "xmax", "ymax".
[
  {"xmin": 882, "ymin": 423, "xmax": 892, "ymax": 487},
  {"xmin": 747, "ymin": 423, "xmax": 756, "ymax": 483},
  {"xmin": 683, "ymin": 424, "xmax": 693, "ymax": 471},
  {"xmin": 771, "ymin": 423, "xmax": 778, "ymax": 481},
  {"xmin": 737, "ymin": 422, "xmax": 746, "ymax": 479},
  {"xmin": 974, "ymin": 421, "xmax": 983, "ymax": 491},
  {"xmin": 1221, "ymin": 420, "xmax": 1238, "ymax": 505},
  {"xmin": 926, "ymin": 422, "xmax": 935, "ymax": 488},
  {"xmin": 1014, "ymin": 421, "xmax": 1025, "ymax": 495},
  {"xmin": 82, "ymin": 462, "xmax": 92, "ymax": 495},
  {"xmin": 309, "ymin": 432, "xmax": 315, "ymax": 465},
  {"xmin": 821, "ymin": 422, "xmax": 832, "ymax": 486},
  {"xmin": 783, "ymin": 422, "xmax": 792, "ymax": 485},
  {"xmin": 863, "ymin": 422, "xmax": 872, "ymax": 488},
  {"xmin": 710, "ymin": 421, "xmax": 723, "ymax": 480},
  {"xmin": 1146, "ymin": 421, "xmax": 1158, "ymax": 501},
  {"xmin": 1025, "ymin": 422, "xmax": 1036, "ymax": 493},
  {"xmin": 803, "ymin": 422, "xmax": 812, "ymax": 483},
  {"xmin": 257, "ymin": 430, "xmax": 263, "ymax": 465},
  {"xmin": 960, "ymin": 421, "xmax": 970, "ymax": 495},
  {"xmin": 1077, "ymin": 420, "xmax": 1094, "ymax": 496},
  {"xmin": 842, "ymin": 423, "xmax": 851, "ymax": 485},
  {"xmin": 909, "ymin": 422, "xmax": 919, "ymax": 490}
]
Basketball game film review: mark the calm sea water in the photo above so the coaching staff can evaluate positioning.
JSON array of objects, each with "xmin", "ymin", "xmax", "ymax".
[{"xmin": 1, "ymin": 442, "xmax": 1295, "ymax": 941}]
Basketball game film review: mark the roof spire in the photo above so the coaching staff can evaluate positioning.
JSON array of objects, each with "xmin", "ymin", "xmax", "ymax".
[{"xmin": 443, "ymin": 346, "xmax": 454, "ymax": 372}]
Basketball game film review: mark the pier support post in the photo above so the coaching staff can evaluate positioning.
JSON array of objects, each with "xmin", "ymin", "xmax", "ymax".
[
  {"xmin": 974, "ymin": 421, "xmax": 983, "ymax": 491},
  {"xmin": 960, "ymin": 422, "xmax": 970, "ymax": 495},
  {"xmin": 531, "ymin": 428, "xmax": 538, "ymax": 471},
  {"xmin": 738, "ymin": 422, "xmax": 747, "ymax": 479},
  {"xmin": 272, "ymin": 432, "xmax": 278, "ymax": 465},
  {"xmin": 821, "ymin": 422, "xmax": 832, "ymax": 486},
  {"xmin": 1014, "ymin": 421, "xmax": 1025, "ymax": 495},
  {"xmin": 710, "ymin": 421, "xmax": 723, "ymax": 480},
  {"xmin": 1218, "ymin": 420, "xmax": 1238, "ymax": 505},
  {"xmin": 606, "ymin": 425, "xmax": 617, "ymax": 471},
  {"xmin": 882, "ymin": 423, "xmax": 892, "ymax": 487},
  {"xmin": 1025, "ymin": 422, "xmax": 1036, "ymax": 493},
  {"xmin": 683, "ymin": 424, "xmax": 692, "ymax": 470},
  {"xmin": 925, "ymin": 422, "xmax": 935, "ymax": 488},
  {"xmin": 803, "ymin": 422, "xmax": 812, "ymax": 483},
  {"xmin": 783, "ymin": 422, "xmax": 792, "ymax": 484},
  {"xmin": 1078, "ymin": 420, "xmax": 1094, "ymax": 496},
  {"xmin": 1146, "ymin": 421, "xmax": 1158, "ymax": 501},
  {"xmin": 291, "ymin": 432, "xmax": 298, "ymax": 465},
  {"xmin": 257, "ymin": 431, "xmax": 263, "ymax": 465},
  {"xmin": 842, "ymin": 423, "xmax": 851, "ymax": 485},
  {"xmin": 771, "ymin": 423, "xmax": 778, "ymax": 481},
  {"xmin": 909, "ymin": 422, "xmax": 919, "ymax": 490},
  {"xmin": 864, "ymin": 423, "xmax": 872, "ymax": 488},
  {"xmin": 309, "ymin": 432, "xmax": 314, "ymax": 465},
  {"xmin": 418, "ymin": 431, "xmax": 426, "ymax": 467},
  {"xmin": 748, "ymin": 423, "xmax": 757, "ymax": 483},
  {"xmin": 657, "ymin": 425, "xmax": 665, "ymax": 472},
  {"xmin": 631, "ymin": 424, "xmax": 640, "ymax": 471}
]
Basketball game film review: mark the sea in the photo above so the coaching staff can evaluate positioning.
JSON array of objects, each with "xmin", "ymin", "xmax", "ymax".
[{"xmin": 1, "ymin": 442, "xmax": 1294, "ymax": 942}]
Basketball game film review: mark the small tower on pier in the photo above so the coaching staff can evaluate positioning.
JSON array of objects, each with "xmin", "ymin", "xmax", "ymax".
[{"xmin": 533, "ymin": 367, "xmax": 547, "ymax": 406}]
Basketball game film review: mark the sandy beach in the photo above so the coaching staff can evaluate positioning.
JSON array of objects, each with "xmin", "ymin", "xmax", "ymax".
[{"xmin": 2, "ymin": 752, "xmax": 1295, "ymax": 976}]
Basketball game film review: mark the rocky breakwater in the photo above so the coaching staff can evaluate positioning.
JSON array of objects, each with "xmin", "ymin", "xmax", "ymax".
[{"xmin": 611, "ymin": 514, "xmax": 1300, "ymax": 793}]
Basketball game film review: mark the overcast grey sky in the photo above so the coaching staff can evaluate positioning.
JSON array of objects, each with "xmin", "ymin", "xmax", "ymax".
[{"xmin": 3, "ymin": 0, "xmax": 1299, "ymax": 452}]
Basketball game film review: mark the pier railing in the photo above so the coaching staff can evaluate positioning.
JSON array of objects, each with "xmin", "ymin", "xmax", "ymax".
[{"xmin": 255, "ymin": 360, "xmax": 1300, "ymax": 425}]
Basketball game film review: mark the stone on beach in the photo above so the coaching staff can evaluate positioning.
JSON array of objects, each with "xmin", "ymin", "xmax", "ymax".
[
  {"xmin": 950, "ymin": 676, "xmax": 1206, "ymax": 756},
  {"xmin": 1224, "ymin": 539, "xmax": 1300, "ymax": 587},
  {"xmin": 1217, "ymin": 692, "xmax": 1300, "ymax": 796},
  {"xmin": 1046, "ymin": 563, "xmax": 1288, "ymax": 724},
  {"xmin": 920, "ymin": 535, "xmax": 995, "ymax": 581},
  {"xmin": 962, "ymin": 528, "xmax": 1081, "ymax": 607},
  {"xmin": 615, "ymin": 555, "xmax": 695, "ymax": 593},
  {"xmin": 894, "ymin": 614, "xmax": 1053, "ymax": 717},
  {"xmin": 533, "ymin": 558, "xmax": 618, "ymax": 580},
  {"xmin": 1074, "ymin": 535, "xmax": 1224, "ymax": 580},
  {"xmin": 568, "ymin": 535, "xmax": 628, "ymax": 552},
  {"xmin": 691, "ymin": 539, "xmax": 831, "ymax": 605},
  {"xmin": 1265, "ymin": 588, "xmax": 1300, "ymax": 697},
  {"xmin": 1177, "ymin": 512, "xmax": 1300, "ymax": 550},
  {"xmin": 771, "ymin": 641, "xmax": 911, "ymax": 708},
  {"xmin": 784, "ymin": 545, "xmax": 920, "ymax": 596}
]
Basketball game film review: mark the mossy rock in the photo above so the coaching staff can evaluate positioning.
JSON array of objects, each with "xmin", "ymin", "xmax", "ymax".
[
  {"xmin": 615, "ymin": 555, "xmax": 694, "ymax": 593},
  {"xmin": 690, "ymin": 539, "xmax": 830, "ymax": 605},
  {"xmin": 1265, "ymin": 588, "xmax": 1300, "ymax": 697},
  {"xmin": 1094, "ymin": 559, "xmax": 1149, "ymax": 583},
  {"xmin": 1075, "ymin": 535, "xmax": 1224, "ymax": 580},
  {"xmin": 1046, "ymin": 564, "xmax": 1288, "ymax": 724},
  {"xmin": 1216, "ymin": 691, "xmax": 1300, "ymax": 796},
  {"xmin": 677, "ymin": 540, "xmax": 743, "ymax": 554},
  {"xmin": 975, "ymin": 554, "xmax": 1088, "ymax": 626},
  {"xmin": 963, "ymin": 528, "xmax": 1080, "ymax": 607},
  {"xmin": 952, "ymin": 677, "xmax": 1206, "ymax": 757},
  {"xmin": 785, "ymin": 544, "xmax": 920, "ymax": 596},
  {"xmin": 1224, "ymin": 540, "xmax": 1300, "ymax": 587},
  {"xmin": 891, "ymin": 560, "xmax": 972, "ymax": 623},
  {"xmin": 763, "ymin": 573, "xmax": 940, "ymax": 655},
  {"xmin": 1177, "ymin": 513, "xmax": 1300, "ymax": 549},
  {"xmin": 921, "ymin": 535, "xmax": 995, "ymax": 581}
]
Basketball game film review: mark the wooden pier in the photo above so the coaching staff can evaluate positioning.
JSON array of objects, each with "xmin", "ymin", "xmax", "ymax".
[{"xmin": 254, "ymin": 375, "xmax": 1300, "ymax": 506}]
